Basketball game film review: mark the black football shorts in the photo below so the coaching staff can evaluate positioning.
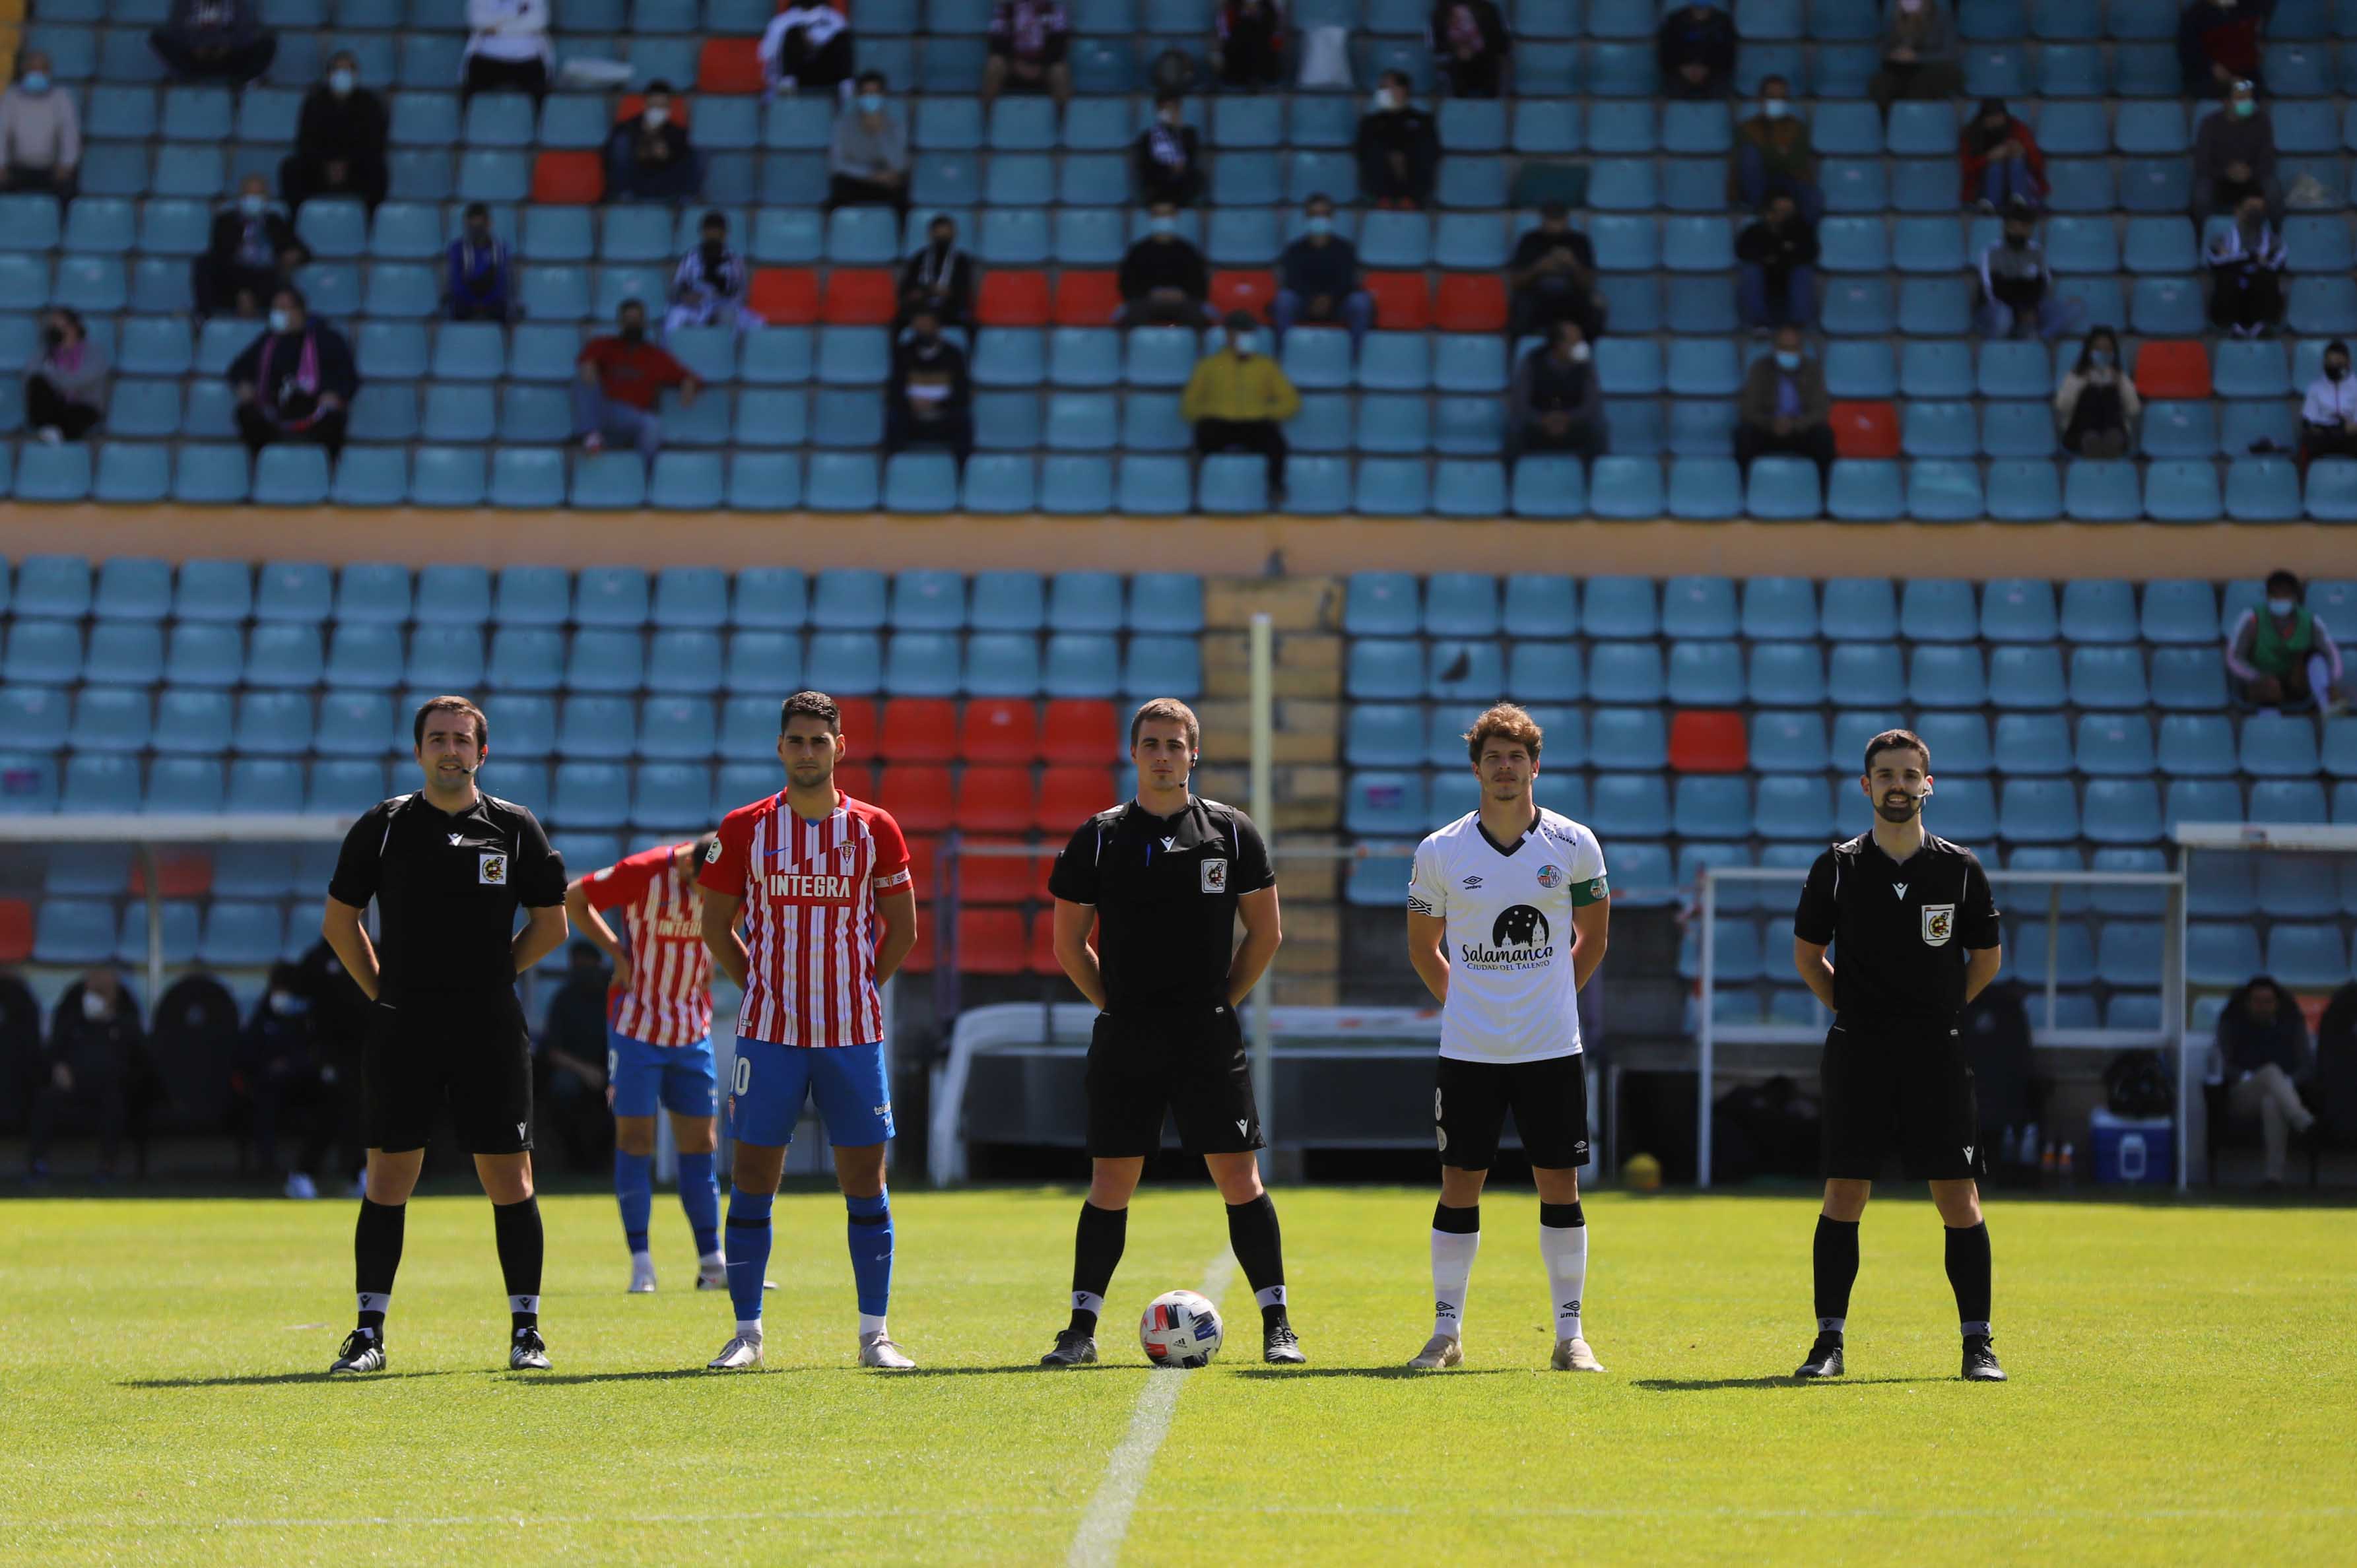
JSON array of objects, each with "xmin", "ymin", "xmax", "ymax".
[
  {"xmin": 1085, "ymin": 1006, "xmax": 1263, "ymax": 1159},
  {"xmin": 362, "ymin": 987, "xmax": 534, "ymax": 1156},
  {"xmin": 1434, "ymin": 1052, "xmax": 1592, "ymax": 1171},
  {"xmin": 1819, "ymin": 1021, "xmax": 1983, "ymax": 1182}
]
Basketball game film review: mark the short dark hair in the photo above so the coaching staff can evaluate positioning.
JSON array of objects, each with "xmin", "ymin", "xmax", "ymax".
[
  {"xmin": 617, "ymin": 295, "xmax": 646, "ymax": 316},
  {"xmin": 857, "ymin": 69, "xmax": 886, "ymax": 88},
  {"xmin": 1130, "ymin": 698, "xmax": 1200, "ymax": 751},
  {"xmin": 415, "ymin": 694, "xmax": 488, "ymax": 750},
  {"xmin": 1155, "ymin": 88, "xmax": 1183, "ymax": 106},
  {"xmin": 1863, "ymin": 727, "xmax": 1930, "ymax": 775},
  {"xmin": 275, "ymin": 284, "xmax": 308, "ymax": 311},
  {"xmin": 780, "ymin": 690, "xmax": 842, "ymax": 735},
  {"xmin": 644, "ymin": 77, "xmax": 674, "ymax": 95},
  {"xmin": 1381, "ymin": 68, "xmax": 1410, "ymax": 88},
  {"xmin": 700, "ymin": 208, "xmax": 727, "ymax": 230},
  {"xmin": 1759, "ymin": 73, "xmax": 1789, "ymax": 92},
  {"xmin": 2266, "ymin": 568, "xmax": 2302, "ymax": 595},
  {"xmin": 1304, "ymin": 191, "xmax": 1333, "ymax": 210},
  {"xmin": 463, "ymin": 201, "xmax": 490, "ymax": 220}
]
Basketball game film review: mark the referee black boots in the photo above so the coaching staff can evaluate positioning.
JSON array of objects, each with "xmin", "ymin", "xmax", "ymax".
[
  {"xmin": 1792, "ymin": 1336, "xmax": 1843, "ymax": 1381},
  {"xmin": 1961, "ymin": 1334, "xmax": 2007, "ymax": 1382}
]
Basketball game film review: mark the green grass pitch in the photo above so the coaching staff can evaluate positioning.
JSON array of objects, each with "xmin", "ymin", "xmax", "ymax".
[{"xmin": 2, "ymin": 1187, "xmax": 2350, "ymax": 1566}]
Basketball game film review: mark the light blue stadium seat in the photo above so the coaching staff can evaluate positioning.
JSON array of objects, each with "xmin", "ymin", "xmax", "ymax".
[
  {"xmin": 1750, "ymin": 774, "xmax": 1831, "ymax": 839},
  {"xmin": 1743, "ymin": 457, "xmax": 1820, "ymax": 519}
]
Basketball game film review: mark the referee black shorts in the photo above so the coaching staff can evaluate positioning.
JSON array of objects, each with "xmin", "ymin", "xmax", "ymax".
[
  {"xmin": 362, "ymin": 987, "xmax": 534, "ymax": 1156},
  {"xmin": 1085, "ymin": 1005, "xmax": 1263, "ymax": 1160},
  {"xmin": 1435, "ymin": 1053, "xmax": 1592, "ymax": 1171},
  {"xmin": 1820, "ymin": 1020, "xmax": 1983, "ymax": 1183}
]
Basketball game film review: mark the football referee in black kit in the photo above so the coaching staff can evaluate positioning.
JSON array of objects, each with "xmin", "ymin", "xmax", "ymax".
[
  {"xmin": 1036, "ymin": 698, "xmax": 1304, "ymax": 1367},
  {"xmin": 1791, "ymin": 729, "xmax": 2007, "ymax": 1384},
  {"xmin": 322, "ymin": 696, "xmax": 571, "ymax": 1375}
]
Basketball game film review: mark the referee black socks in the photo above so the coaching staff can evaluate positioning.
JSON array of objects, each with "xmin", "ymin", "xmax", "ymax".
[
  {"xmin": 1812, "ymin": 1214, "xmax": 1860, "ymax": 1338},
  {"xmin": 493, "ymin": 1194, "xmax": 545, "ymax": 1334},
  {"xmin": 1224, "ymin": 1194, "xmax": 1290, "ymax": 1330},
  {"xmin": 353, "ymin": 1196, "xmax": 405, "ymax": 1339},
  {"xmin": 1068, "ymin": 1201, "xmax": 1129, "ymax": 1335},
  {"xmin": 1944, "ymin": 1220, "xmax": 1993, "ymax": 1338}
]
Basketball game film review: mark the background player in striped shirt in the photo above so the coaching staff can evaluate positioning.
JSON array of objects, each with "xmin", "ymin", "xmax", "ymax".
[
  {"xmin": 566, "ymin": 836, "xmax": 726, "ymax": 1295},
  {"xmin": 698, "ymin": 691, "xmax": 919, "ymax": 1373}
]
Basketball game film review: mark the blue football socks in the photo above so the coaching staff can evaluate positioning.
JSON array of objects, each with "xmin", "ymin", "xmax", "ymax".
[
  {"xmin": 676, "ymin": 1150, "xmax": 721, "ymax": 1259},
  {"xmin": 614, "ymin": 1148, "xmax": 652, "ymax": 1257},
  {"xmin": 846, "ymin": 1189, "xmax": 894, "ymax": 1321},
  {"xmin": 725, "ymin": 1187, "xmax": 775, "ymax": 1325}
]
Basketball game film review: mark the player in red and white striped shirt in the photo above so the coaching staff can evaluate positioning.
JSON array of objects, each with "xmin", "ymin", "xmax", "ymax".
[
  {"xmin": 567, "ymin": 837, "xmax": 728, "ymax": 1295},
  {"xmin": 698, "ymin": 690, "xmax": 919, "ymax": 1373}
]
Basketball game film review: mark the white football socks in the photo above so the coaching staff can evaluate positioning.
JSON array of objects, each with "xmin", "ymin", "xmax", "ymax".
[
  {"xmin": 1430, "ymin": 1228, "xmax": 1480, "ymax": 1340},
  {"xmin": 1539, "ymin": 1222, "xmax": 1587, "ymax": 1343}
]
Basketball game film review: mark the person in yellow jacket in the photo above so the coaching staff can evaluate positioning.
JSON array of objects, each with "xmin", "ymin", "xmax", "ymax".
[{"xmin": 1181, "ymin": 310, "xmax": 1301, "ymax": 500}]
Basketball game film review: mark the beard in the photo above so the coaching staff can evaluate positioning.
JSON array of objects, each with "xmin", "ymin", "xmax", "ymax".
[{"xmin": 1874, "ymin": 791, "xmax": 1923, "ymax": 823}]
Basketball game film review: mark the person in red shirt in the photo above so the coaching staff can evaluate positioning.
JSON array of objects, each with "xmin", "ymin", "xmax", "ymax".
[
  {"xmin": 567, "ymin": 836, "xmax": 726, "ymax": 1295},
  {"xmin": 570, "ymin": 296, "xmax": 699, "ymax": 461}
]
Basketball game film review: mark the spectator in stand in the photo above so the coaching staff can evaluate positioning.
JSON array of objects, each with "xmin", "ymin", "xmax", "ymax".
[
  {"xmin": 1430, "ymin": 0, "xmax": 1511, "ymax": 98},
  {"xmin": 2299, "ymin": 340, "xmax": 2357, "ymax": 467},
  {"xmin": 1869, "ymin": 0, "xmax": 1962, "ymax": 110},
  {"xmin": 1117, "ymin": 201, "xmax": 1213, "ymax": 327},
  {"xmin": 664, "ymin": 209, "xmax": 762, "ymax": 337},
  {"xmin": 1506, "ymin": 201, "xmax": 1605, "ymax": 342},
  {"xmin": 1182, "ymin": 310, "xmax": 1300, "ymax": 498},
  {"xmin": 24, "ymin": 970, "xmax": 150, "ymax": 1184},
  {"xmin": 1974, "ymin": 199, "xmax": 2077, "ymax": 341},
  {"xmin": 572, "ymin": 298, "xmax": 700, "ymax": 462},
  {"xmin": 1213, "ymin": 0, "xmax": 1286, "ymax": 89},
  {"xmin": 463, "ymin": 0, "xmax": 550, "ymax": 104},
  {"xmin": 884, "ymin": 305, "xmax": 974, "ymax": 465},
  {"xmin": 444, "ymin": 201, "xmax": 515, "ymax": 323},
  {"xmin": 982, "ymin": 0, "xmax": 1073, "ymax": 111},
  {"xmin": 22, "ymin": 307, "xmax": 108, "ymax": 445},
  {"xmin": 1272, "ymin": 192, "xmax": 1373, "ymax": 352},
  {"xmin": 236, "ymin": 966, "xmax": 338, "ymax": 1198},
  {"xmin": 1135, "ymin": 90, "xmax": 1203, "ymax": 209},
  {"xmin": 762, "ymin": 3, "xmax": 858, "ymax": 100},
  {"xmin": 1356, "ymin": 71, "xmax": 1441, "ymax": 210},
  {"xmin": 607, "ymin": 81, "xmax": 703, "ymax": 205},
  {"xmin": 898, "ymin": 211, "xmax": 975, "ymax": 331},
  {"xmin": 1656, "ymin": 1, "xmax": 1736, "ymax": 100},
  {"xmin": 1960, "ymin": 97, "xmax": 2046, "ymax": 212},
  {"xmin": 2053, "ymin": 325, "xmax": 2140, "ymax": 457},
  {"xmin": 1731, "ymin": 75, "xmax": 1819, "ymax": 222},
  {"xmin": 193, "ymin": 174, "xmax": 308, "ymax": 319},
  {"xmin": 827, "ymin": 71, "xmax": 909, "ymax": 215},
  {"xmin": 0, "ymin": 53, "xmax": 79, "ymax": 197},
  {"xmin": 537, "ymin": 944, "xmax": 614, "ymax": 1174},
  {"xmin": 2214, "ymin": 976, "xmax": 2317, "ymax": 1187},
  {"xmin": 2193, "ymin": 79, "xmax": 2281, "ymax": 221},
  {"xmin": 228, "ymin": 286, "xmax": 358, "ymax": 459},
  {"xmin": 2207, "ymin": 194, "xmax": 2287, "ymax": 338},
  {"xmin": 1735, "ymin": 323, "xmax": 1834, "ymax": 486},
  {"xmin": 2225, "ymin": 568, "xmax": 2348, "ymax": 713},
  {"xmin": 1508, "ymin": 317, "xmax": 1607, "ymax": 468},
  {"xmin": 2181, "ymin": 0, "xmax": 2269, "ymax": 98},
  {"xmin": 279, "ymin": 51, "xmax": 389, "ymax": 212},
  {"xmin": 150, "ymin": 0, "xmax": 277, "ymax": 86},
  {"xmin": 1735, "ymin": 193, "xmax": 1820, "ymax": 330}
]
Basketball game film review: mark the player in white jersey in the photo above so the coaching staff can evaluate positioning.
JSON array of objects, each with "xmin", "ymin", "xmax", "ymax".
[{"xmin": 1402, "ymin": 703, "xmax": 1610, "ymax": 1373}]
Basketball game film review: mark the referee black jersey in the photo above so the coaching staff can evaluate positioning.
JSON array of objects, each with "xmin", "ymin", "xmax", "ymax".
[
  {"xmin": 328, "ymin": 792, "xmax": 567, "ymax": 1000},
  {"xmin": 1793, "ymin": 832, "xmax": 2001, "ymax": 1026},
  {"xmin": 1047, "ymin": 796, "xmax": 1275, "ymax": 1016}
]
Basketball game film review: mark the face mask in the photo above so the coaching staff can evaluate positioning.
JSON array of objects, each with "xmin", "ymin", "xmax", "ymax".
[
  {"xmin": 267, "ymin": 308, "xmax": 292, "ymax": 333},
  {"xmin": 858, "ymin": 92, "xmax": 884, "ymax": 114},
  {"xmin": 644, "ymin": 105, "xmax": 669, "ymax": 127},
  {"xmin": 42, "ymin": 326, "xmax": 62, "ymax": 349},
  {"xmin": 329, "ymin": 68, "xmax": 355, "ymax": 94},
  {"xmin": 1232, "ymin": 332, "xmax": 1258, "ymax": 355},
  {"xmin": 1762, "ymin": 98, "xmax": 1788, "ymax": 119},
  {"xmin": 1374, "ymin": 89, "xmax": 1400, "ymax": 111},
  {"xmin": 1159, "ymin": 109, "xmax": 1181, "ymax": 125},
  {"xmin": 2233, "ymin": 97, "xmax": 2255, "ymax": 118},
  {"xmin": 1774, "ymin": 350, "xmax": 1801, "ymax": 370},
  {"xmin": 2330, "ymin": 362, "xmax": 2348, "ymax": 381},
  {"xmin": 913, "ymin": 333, "xmax": 940, "ymax": 354},
  {"xmin": 1149, "ymin": 216, "xmax": 1176, "ymax": 236},
  {"xmin": 1898, "ymin": 0, "xmax": 1923, "ymax": 10},
  {"xmin": 700, "ymin": 238, "xmax": 725, "ymax": 261},
  {"xmin": 241, "ymin": 193, "xmax": 267, "ymax": 216},
  {"xmin": 467, "ymin": 223, "xmax": 490, "ymax": 245},
  {"xmin": 269, "ymin": 990, "xmax": 309, "ymax": 1016},
  {"xmin": 19, "ymin": 72, "xmax": 50, "ymax": 94},
  {"xmin": 1568, "ymin": 341, "xmax": 1591, "ymax": 363},
  {"xmin": 1305, "ymin": 215, "xmax": 1332, "ymax": 236},
  {"xmin": 2267, "ymin": 596, "xmax": 2296, "ymax": 615},
  {"xmin": 620, "ymin": 322, "xmax": 645, "ymax": 343},
  {"xmin": 81, "ymin": 990, "xmax": 110, "ymax": 1022},
  {"xmin": 2004, "ymin": 232, "xmax": 2029, "ymax": 249},
  {"xmin": 2089, "ymin": 349, "xmax": 2113, "ymax": 369}
]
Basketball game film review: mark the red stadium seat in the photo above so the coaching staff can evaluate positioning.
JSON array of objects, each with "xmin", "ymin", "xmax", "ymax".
[
  {"xmin": 957, "ymin": 839, "xmax": 1044, "ymax": 903},
  {"xmin": 1040, "ymin": 699, "xmax": 1119, "ymax": 764},
  {"xmin": 900, "ymin": 919, "xmax": 935, "ymax": 972},
  {"xmin": 2134, "ymin": 339, "xmax": 2212, "ymax": 399},
  {"xmin": 833, "ymin": 762, "xmax": 875, "ymax": 801},
  {"xmin": 1036, "ymin": 765, "xmax": 1117, "ymax": 826},
  {"xmin": 0, "ymin": 899, "xmax": 32, "ymax": 964},
  {"xmin": 128, "ymin": 852, "xmax": 211, "ymax": 898},
  {"xmin": 1210, "ymin": 269, "xmax": 1277, "ymax": 319},
  {"xmin": 874, "ymin": 764, "xmax": 953, "ymax": 832},
  {"xmin": 748, "ymin": 267, "xmax": 818, "ymax": 323},
  {"xmin": 1432, "ymin": 273, "xmax": 1506, "ymax": 331},
  {"xmin": 835, "ymin": 697, "xmax": 878, "ymax": 746},
  {"xmin": 1829, "ymin": 400, "xmax": 1900, "ymax": 459},
  {"xmin": 880, "ymin": 698, "xmax": 959, "ymax": 764},
  {"xmin": 1668, "ymin": 711, "xmax": 1748, "ymax": 773},
  {"xmin": 820, "ymin": 268, "xmax": 897, "ymax": 324},
  {"xmin": 978, "ymin": 270, "xmax": 1051, "ymax": 325},
  {"xmin": 1362, "ymin": 271, "xmax": 1432, "ymax": 329},
  {"xmin": 958, "ymin": 698, "xmax": 1040, "ymax": 762},
  {"xmin": 1026, "ymin": 907, "xmax": 1065, "ymax": 977},
  {"xmin": 1052, "ymin": 269, "xmax": 1122, "ymax": 326},
  {"xmin": 955, "ymin": 909, "xmax": 1028, "ymax": 974},
  {"xmin": 697, "ymin": 38, "xmax": 766, "ymax": 94},
  {"xmin": 530, "ymin": 150, "xmax": 605, "ymax": 205},
  {"xmin": 953, "ymin": 764, "xmax": 1036, "ymax": 834},
  {"xmin": 902, "ymin": 833, "xmax": 939, "ymax": 894},
  {"xmin": 615, "ymin": 94, "xmax": 693, "ymax": 127}
]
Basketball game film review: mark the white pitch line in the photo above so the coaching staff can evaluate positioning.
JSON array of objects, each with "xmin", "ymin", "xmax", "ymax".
[{"xmin": 1066, "ymin": 1249, "xmax": 1238, "ymax": 1568}]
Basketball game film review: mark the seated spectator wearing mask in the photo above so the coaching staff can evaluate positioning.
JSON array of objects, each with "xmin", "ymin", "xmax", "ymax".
[
  {"xmin": 572, "ymin": 298, "xmax": 700, "ymax": 462},
  {"xmin": 1735, "ymin": 193, "xmax": 1819, "ymax": 330},
  {"xmin": 664, "ymin": 209, "xmax": 762, "ymax": 336},
  {"xmin": 150, "ymin": 0, "xmax": 277, "ymax": 86},
  {"xmin": 226, "ymin": 287, "xmax": 359, "ymax": 458},
  {"xmin": 236, "ymin": 965, "xmax": 339, "ymax": 1199},
  {"xmin": 2179, "ymin": 0, "xmax": 2265, "ymax": 98},
  {"xmin": 827, "ymin": 72, "xmax": 909, "ymax": 215},
  {"xmin": 195, "ymin": 174, "xmax": 309, "ymax": 320},
  {"xmin": 884, "ymin": 306, "xmax": 974, "ymax": 464},
  {"xmin": 1734, "ymin": 324, "xmax": 1834, "ymax": 486},
  {"xmin": 1430, "ymin": 0, "xmax": 1512, "ymax": 99},
  {"xmin": 2193, "ymin": 79, "xmax": 2282, "ymax": 221},
  {"xmin": 898, "ymin": 212, "xmax": 975, "ymax": 330},
  {"xmin": 1356, "ymin": 71, "xmax": 1441, "ymax": 210},
  {"xmin": 2224, "ymin": 569, "xmax": 2348, "ymax": 715},
  {"xmin": 281, "ymin": 51, "xmax": 389, "ymax": 212},
  {"xmin": 537, "ymin": 944, "xmax": 614, "ymax": 1174},
  {"xmin": 1213, "ymin": 0, "xmax": 1286, "ymax": 88},
  {"xmin": 2298, "ymin": 341, "xmax": 2357, "ymax": 468},
  {"xmin": 2214, "ymin": 976, "xmax": 2318, "ymax": 1187},
  {"xmin": 1507, "ymin": 317, "xmax": 1607, "ymax": 467},
  {"xmin": 2205, "ymin": 194, "xmax": 2286, "ymax": 339},
  {"xmin": 23, "ymin": 306, "xmax": 109, "ymax": 445},
  {"xmin": 1974, "ymin": 200, "xmax": 2078, "ymax": 341},
  {"xmin": 26, "ymin": 969, "xmax": 150, "ymax": 1184},
  {"xmin": 0, "ymin": 52, "xmax": 79, "ymax": 197},
  {"xmin": 761, "ymin": 3, "xmax": 857, "ymax": 100},
  {"xmin": 444, "ymin": 201, "xmax": 515, "ymax": 323},
  {"xmin": 1869, "ymin": 0, "xmax": 1962, "ymax": 110},
  {"xmin": 2052, "ymin": 325, "xmax": 2139, "ymax": 458},
  {"xmin": 1959, "ymin": 97, "xmax": 2045, "ymax": 212},
  {"xmin": 463, "ymin": 0, "xmax": 550, "ymax": 104},
  {"xmin": 1181, "ymin": 311, "xmax": 1300, "ymax": 496},
  {"xmin": 1134, "ymin": 91, "xmax": 1203, "ymax": 209},
  {"xmin": 1656, "ymin": 2, "xmax": 1735, "ymax": 99},
  {"xmin": 1731, "ymin": 75, "xmax": 1819, "ymax": 222},
  {"xmin": 1506, "ymin": 201, "xmax": 1605, "ymax": 341},
  {"xmin": 607, "ymin": 81, "xmax": 703, "ymax": 205},
  {"xmin": 1271, "ymin": 193, "xmax": 1374, "ymax": 352},
  {"xmin": 1117, "ymin": 202, "xmax": 1213, "ymax": 327}
]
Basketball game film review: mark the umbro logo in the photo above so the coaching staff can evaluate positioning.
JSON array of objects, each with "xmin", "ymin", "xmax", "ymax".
[
  {"xmin": 1436, "ymin": 1301, "xmax": 1459, "ymax": 1317},
  {"xmin": 1461, "ymin": 875, "xmax": 1483, "ymax": 889},
  {"xmin": 1894, "ymin": 883, "xmax": 1908, "ymax": 899},
  {"xmin": 1562, "ymin": 1300, "xmax": 1581, "ymax": 1315}
]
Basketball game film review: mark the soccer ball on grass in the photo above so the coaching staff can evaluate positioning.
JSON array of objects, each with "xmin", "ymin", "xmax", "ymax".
[{"xmin": 1139, "ymin": 1289, "xmax": 1223, "ymax": 1367}]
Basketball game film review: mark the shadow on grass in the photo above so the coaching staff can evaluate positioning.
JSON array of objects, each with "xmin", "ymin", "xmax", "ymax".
[
  {"xmin": 122, "ymin": 1369, "xmax": 474, "ymax": 1389},
  {"xmin": 1633, "ymin": 1375, "xmax": 1948, "ymax": 1392},
  {"xmin": 505, "ymin": 1367, "xmax": 793, "ymax": 1387},
  {"xmin": 888, "ymin": 1363, "xmax": 1148, "ymax": 1379},
  {"xmin": 1232, "ymin": 1366, "xmax": 1521, "ymax": 1381}
]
